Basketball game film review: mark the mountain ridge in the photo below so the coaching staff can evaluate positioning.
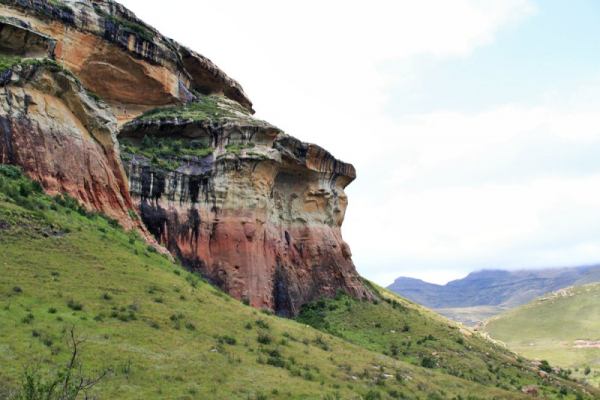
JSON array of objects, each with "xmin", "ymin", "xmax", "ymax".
[{"xmin": 387, "ymin": 265, "xmax": 600, "ymax": 309}]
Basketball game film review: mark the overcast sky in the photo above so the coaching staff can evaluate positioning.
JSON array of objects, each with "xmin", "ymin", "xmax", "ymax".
[{"xmin": 119, "ymin": 0, "xmax": 600, "ymax": 286}]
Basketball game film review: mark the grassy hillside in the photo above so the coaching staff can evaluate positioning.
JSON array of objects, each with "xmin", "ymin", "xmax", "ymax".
[
  {"xmin": 0, "ymin": 165, "xmax": 596, "ymax": 399},
  {"xmin": 484, "ymin": 284, "xmax": 600, "ymax": 389},
  {"xmin": 294, "ymin": 285, "xmax": 600, "ymax": 399}
]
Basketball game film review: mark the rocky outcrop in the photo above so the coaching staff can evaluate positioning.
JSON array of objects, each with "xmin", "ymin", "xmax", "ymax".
[
  {"xmin": 120, "ymin": 98, "xmax": 374, "ymax": 316},
  {"xmin": 0, "ymin": 61, "xmax": 147, "ymax": 234},
  {"xmin": 0, "ymin": 0, "xmax": 252, "ymax": 122},
  {"xmin": 0, "ymin": 0, "xmax": 374, "ymax": 316},
  {"xmin": 521, "ymin": 385, "xmax": 540, "ymax": 397}
]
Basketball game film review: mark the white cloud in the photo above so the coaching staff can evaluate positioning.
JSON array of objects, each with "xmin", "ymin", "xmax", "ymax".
[{"xmin": 346, "ymin": 102, "xmax": 600, "ymax": 285}]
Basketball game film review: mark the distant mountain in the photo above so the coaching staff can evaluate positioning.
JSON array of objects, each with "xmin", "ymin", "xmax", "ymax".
[{"xmin": 387, "ymin": 265, "xmax": 600, "ymax": 309}]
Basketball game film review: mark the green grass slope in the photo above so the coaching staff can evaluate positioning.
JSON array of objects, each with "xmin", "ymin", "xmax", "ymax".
[
  {"xmin": 483, "ymin": 284, "xmax": 600, "ymax": 389},
  {"xmin": 295, "ymin": 285, "xmax": 600, "ymax": 399},
  {"xmin": 0, "ymin": 165, "xmax": 596, "ymax": 399}
]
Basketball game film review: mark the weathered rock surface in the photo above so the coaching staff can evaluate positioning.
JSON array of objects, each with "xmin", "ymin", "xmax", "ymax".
[
  {"xmin": 0, "ymin": 62, "xmax": 150, "ymax": 235},
  {"xmin": 0, "ymin": 0, "xmax": 374, "ymax": 316},
  {"xmin": 0, "ymin": 0, "xmax": 252, "ymax": 122},
  {"xmin": 120, "ymin": 100, "xmax": 374, "ymax": 316},
  {"xmin": 521, "ymin": 385, "xmax": 540, "ymax": 397}
]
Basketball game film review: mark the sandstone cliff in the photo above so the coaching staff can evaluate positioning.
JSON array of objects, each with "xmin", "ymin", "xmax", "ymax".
[{"xmin": 0, "ymin": 0, "xmax": 375, "ymax": 315}]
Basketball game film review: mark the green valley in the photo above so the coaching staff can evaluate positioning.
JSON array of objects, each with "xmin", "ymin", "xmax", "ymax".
[{"xmin": 483, "ymin": 283, "xmax": 600, "ymax": 389}]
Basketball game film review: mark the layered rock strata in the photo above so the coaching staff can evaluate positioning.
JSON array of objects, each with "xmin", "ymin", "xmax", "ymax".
[
  {"xmin": 0, "ymin": 62, "xmax": 148, "ymax": 233},
  {"xmin": 0, "ymin": 0, "xmax": 374, "ymax": 316},
  {"xmin": 120, "ymin": 99, "xmax": 374, "ymax": 316},
  {"xmin": 0, "ymin": 0, "xmax": 252, "ymax": 122}
]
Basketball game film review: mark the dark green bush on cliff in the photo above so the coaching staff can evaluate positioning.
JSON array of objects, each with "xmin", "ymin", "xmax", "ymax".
[
  {"xmin": 120, "ymin": 135, "xmax": 214, "ymax": 171},
  {"xmin": 0, "ymin": 57, "xmax": 81, "ymax": 84},
  {"xmin": 132, "ymin": 93, "xmax": 268, "ymax": 127}
]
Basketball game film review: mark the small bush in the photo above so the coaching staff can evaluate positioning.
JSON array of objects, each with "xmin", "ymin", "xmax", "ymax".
[
  {"xmin": 257, "ymin": 332, "xmax": 273, "ymax": 345},
  {"xmin": 170, "ymin": 313, "xmax": 183, "ymax": 322},
  {"xmin": 185, "ymin": 322, "xmax": 196, "ymax": 331},
  {"xmin": 365, "ymin": 390, "xmax": 382, "ymax": 400},
  {"xmin": 0, "ymin": 165, "xmax": 22, "ymax": 179},
  {"xmin": 42, "ymin": 336, "xmax": 54, "ymax": 347},
  {"xmin": 47, "ymin": 307, "xmax": 57, "ymax": 314},
  {"xmin": 217, "ymin": 335, "xmax": 237, "ymax": 345},
  {"xmin": 21, "ymin": 313, "xmax": 35, "ymax": 324},
  {"xmin": 67, "ymin": 299, "xmax": 83, "ymax": 311},
  {"xmin": 255, "ymin": 320, "xmax": 270, "ymax": 330},
  {"xmin": 421, "ymin": 356, "xmax": 436, "ymax": 369}
]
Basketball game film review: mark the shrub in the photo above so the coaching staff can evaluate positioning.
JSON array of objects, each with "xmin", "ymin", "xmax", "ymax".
[
  {"xmin": 42, "ymin": 336, "xmax": 54, "ymax": 347},
  {"xmin": 257, "ymin": 332, "xmax": 273, "ymax": 345},
  {"xmin": 0, "ymin": 165, "xmax": 22, "ymax": 179},
  {"xmin": 149, "ymin": 321, "xmax": 160, "ymax": 329},
  {"xmin": 365, "ymin": 390, "xmax": 382, "ymax": 400},
  {"xmin": 255, "ymin": 320, "xmax": 270, "ymax": 330},
  {"xmin": 217, "ymin": 335, "xmax": 237, "ymax": 345},
  {"xmin": 48, "ymin": 307, "xmax": 57, "ymax": 314},
  {"xmin": 421, "ymin": 356, "xmax": 436, "ymax": 369},
  {"xmin": 21, "ymin": 313, "xmax": 35, "ymax": 324},
  {"xmin": 170, "ymin": 313, "xmax": 183, "ymax": 322},
  {"xmin": 539, "ymin": 360, "xmax": 552, "ymax": 373},
  {"xmin": 94, "ymin": 313, "xmax": 105, "ymax": 322},
  {"xmin": 185, "ymin": 322, "xmax": 196, "ymax": 331},
  {"xmin": 67, "ymin": 299, "xmax": 83, "ymax": 311},
  {"xmin": 267, "ymin": 356, "xmax": 286, "ymax": 368}
]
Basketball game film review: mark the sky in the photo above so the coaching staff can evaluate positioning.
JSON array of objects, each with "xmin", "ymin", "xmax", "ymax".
[{"xmin": 119, "ymin": 0, "xmax": 600, "ymax": 286}]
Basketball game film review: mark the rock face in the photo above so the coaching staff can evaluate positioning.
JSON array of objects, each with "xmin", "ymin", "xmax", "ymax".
[
  {"xmin": 0, "ymin": 61, "xmax": 147, "ymax": 234},
  {"xmin": 0, "ymin": 0, "xmax": 374, "ymax": 316},
  {"xmin": 120, "ymin": 98, "xmax": 374, "ymax": 316},
  {"xmin": 0, "ymin": 0, "xmax": 252, "ymax": 122}
]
